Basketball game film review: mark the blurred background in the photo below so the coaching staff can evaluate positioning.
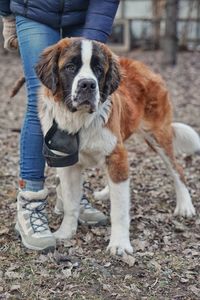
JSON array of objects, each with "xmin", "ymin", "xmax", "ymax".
[
  {"xmin": 1, "ymin": 0, "xmax": 200, "ymax": 63},
  {"xmin": 110, "ymin": 0, "xmax": 200, "ymax": 64}
]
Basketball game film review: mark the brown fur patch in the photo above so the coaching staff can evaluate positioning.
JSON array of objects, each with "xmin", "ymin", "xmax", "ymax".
[
  {"xmin": 106, "ymin": 144, "xmax": 129, "ymax": 183},
  {"xmin": 108, "ymin": 58, "xmax": 173, "ymax": 141},
  {"xmin": 58, "ymin": 38, "xmax": 82, "ymax": 69}
]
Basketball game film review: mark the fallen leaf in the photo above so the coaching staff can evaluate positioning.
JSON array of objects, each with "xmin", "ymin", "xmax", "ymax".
[
  {"xmin": 180, "ymin": 278, "xmax": 189, "ymax": 283},
  {"xmin": 121, "ymin": 253, "xmax": 136, "ymax": 267},
  {"xmin": 150, "ymin": 260, "xmax": 161, "ymax": 274},
  {"xmin": 10, "ymin": 284, "xmax": 20, "ymax": 291},
  {"xmin": 172, "ymin": 220, "xmax": 186, "ymax": 232},
  {"xmin": 0, "ymin": 228, "xmax": 9, "ymax": 235},
  {"xmin": 137, "ymin": 251, "xmax": 154, "ymax": 257},
  {"xmin": 62, "ymin": 267, "xmax": 72, "ymax": 278},
  {"xmin": 5, "ymin": 271, "xmax": 23, "ymax": 279},
  {"xmin": 132, "ymin": 239, "xmax": 148, "ymax": 251},
  {"xmin": 189, "ymin": 285, "xmax": 200, "ymax": 296},
  {"xmin": 84, "ymin": 232, "xmax": 93, "ymax": 243},
  {"xmin": 103, "ymin": 284, "xmax": 111, "ymax": 291},
  {"xmin": 104, "ymin": 262, "xmax": 111, "ymax": 268}
]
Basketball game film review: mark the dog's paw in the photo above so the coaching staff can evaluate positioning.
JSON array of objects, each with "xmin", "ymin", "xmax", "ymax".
[
  {"xmin": 53, "ymin": 229, "xmax": 74, "ymax": 241},
  {"xmin": 107, "ymin": 240, "xmax": 133, "ymax": 256},
  {"xmin": 93, "ymin": 186, "xmax": 109, "ymax": 201},
  {"xmin": 174, "ymin": 202, "xmax": 196, "ymax": 218}
]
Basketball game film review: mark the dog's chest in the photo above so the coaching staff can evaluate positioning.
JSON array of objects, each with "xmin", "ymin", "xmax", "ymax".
[
  {"xmin": 39, "ymin": 96, "xmax": 117, "ymax": 168},
  {"xmin": 79, "ymin": 125, "xmax": 117, "ymax": 168}
]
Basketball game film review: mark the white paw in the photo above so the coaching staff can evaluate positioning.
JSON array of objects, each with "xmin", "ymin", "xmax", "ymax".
[
  {"xmin": 93, "ymin": 186, "xmax": 109, "ymax": 201},
  {"xmin": 107, "ymin": 240, "xmax": 133, "ymax": 256},
  {"xmin": 53, "ymin": 228, "xmax": 74, "ymax": 240},
  {"xmin": 174, "ymin": 202, "xmax": 196, "ymax": 217}
]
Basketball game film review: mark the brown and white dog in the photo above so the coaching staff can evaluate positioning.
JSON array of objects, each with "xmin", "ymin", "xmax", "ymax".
[{"xmin": 35, "ymin": 38, "xmax": 200, "ymax": 255}]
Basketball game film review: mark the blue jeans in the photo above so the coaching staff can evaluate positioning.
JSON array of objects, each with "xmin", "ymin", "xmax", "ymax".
[{"xmin": 16, "ymin": 16, "xmax": 84, "ymax": 191}]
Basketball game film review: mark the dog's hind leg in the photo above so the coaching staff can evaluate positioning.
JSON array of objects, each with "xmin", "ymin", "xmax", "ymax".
[
  {"xmin": 143, "ymin": 129, "xmax": 196, "ymax": 217},
  {"xmin": 106, "ymin": 144, "xmax": 133, "ymax": 256},
  {"xmin": 94, "ymin": 185, "xmax": 109, "ymax": 201},
  {"xmin": 54, "ymin": 165, "xmax": 82, "ymax": 240},
  {"xmin": 54, "ymin": 175, "xmax": 64, "ymax": 215}
]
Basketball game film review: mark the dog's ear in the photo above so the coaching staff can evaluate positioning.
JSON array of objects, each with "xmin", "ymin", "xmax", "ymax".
[
  {"xmin": 35, "ymin": 45, "xmax": 60, "ymax": 95},
  {"xmin": 102, "ymin": 55, "xmax": 121, "ymax": 102}
]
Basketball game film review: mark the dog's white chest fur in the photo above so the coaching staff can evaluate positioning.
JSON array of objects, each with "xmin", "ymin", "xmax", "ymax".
[
  {"xmin": 39, "ymin": 95, "xmax": 117, "ymax": 168},
  {"xmin": 79, "ymin": 125, "xmax": 117, "ymax": 168}
]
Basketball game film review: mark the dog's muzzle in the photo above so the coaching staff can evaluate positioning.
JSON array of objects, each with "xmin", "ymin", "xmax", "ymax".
[
  {"xmin": 73, "ymin": 78, "xmax": 98, "ymax": 113},
  {"xmin": 43, "ymin": 120, "xmax": 79, "ymax": 168}
]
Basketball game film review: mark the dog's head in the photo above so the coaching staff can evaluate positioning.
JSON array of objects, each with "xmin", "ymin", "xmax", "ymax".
[{"xmin": 35, "ymin": 38, "xmax": 121, "ymax": 113}]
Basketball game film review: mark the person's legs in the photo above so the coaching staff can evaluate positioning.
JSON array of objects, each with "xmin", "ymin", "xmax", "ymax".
[
  {"xmin": 16, "ymin": 16, "xmax": 60, "ymax": 188},
  {"xmin": 15, "ymin": 16, "xmax": 60, "ymax": 250}
]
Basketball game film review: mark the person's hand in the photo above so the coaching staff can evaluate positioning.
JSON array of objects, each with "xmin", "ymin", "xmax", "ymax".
[{"xmin": 2, "ymin": 15, "xmax": 18, "ymax": 51}]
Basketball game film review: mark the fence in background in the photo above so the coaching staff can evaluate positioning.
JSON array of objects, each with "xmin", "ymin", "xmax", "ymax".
[{"xmin": 109, "ymin": 0, "xmax": 200, "ymax": 51}]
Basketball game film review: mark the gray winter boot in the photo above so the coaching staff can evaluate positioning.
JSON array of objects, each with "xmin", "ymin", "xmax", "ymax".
[
  {"xmin": 15, "ymin": 188, "xmax": 56, "ymax": 251},
  {"xmin": 55, "ymin": 176, "xmax": 108, "ymax": 226}
]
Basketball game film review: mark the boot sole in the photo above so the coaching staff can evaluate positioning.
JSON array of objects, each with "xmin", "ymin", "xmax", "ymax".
[{"xmin": 15, "ymin": 223, "xmax": 56, "ymax": 253}]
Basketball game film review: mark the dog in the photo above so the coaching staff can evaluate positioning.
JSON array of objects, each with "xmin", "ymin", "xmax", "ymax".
[{"xmin": 34, "ymin": 37, "xmax": 200, "ymax": 256}]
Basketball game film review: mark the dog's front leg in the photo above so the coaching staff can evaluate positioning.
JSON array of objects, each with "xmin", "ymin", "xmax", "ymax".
[
  {"xmin": 54, "ymin": 165, "xmax": 82, "ymax": 240},
  {"xmin": 106, "ymin": 145, "xmax": 133, "ymax": 256}
]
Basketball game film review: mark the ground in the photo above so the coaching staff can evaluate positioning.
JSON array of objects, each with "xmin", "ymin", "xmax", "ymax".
[{"xmin": 0, "ymin": 49, "xmax": 199, "ymax": 300}]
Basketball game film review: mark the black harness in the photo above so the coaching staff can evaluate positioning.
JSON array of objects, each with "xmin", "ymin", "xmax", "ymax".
[{"xmin": 43, "ymin": 120, "xmax": 79, "ymax": 168}]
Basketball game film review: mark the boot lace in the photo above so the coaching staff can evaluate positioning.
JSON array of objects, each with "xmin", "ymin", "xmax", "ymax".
[{"xmin": 21, "ymin": 198, "xmax": 49, "ymax": 233}]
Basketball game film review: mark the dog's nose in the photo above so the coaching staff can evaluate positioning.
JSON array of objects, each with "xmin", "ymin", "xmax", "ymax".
[{"xmin": 78, "ymin": 79, "xmax": 96, "ymax": 91}]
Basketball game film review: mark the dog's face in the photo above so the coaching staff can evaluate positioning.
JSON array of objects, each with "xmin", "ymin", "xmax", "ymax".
[{"xmin": 35, "ymin": 38, "xmax": 121, "ymax": 113}]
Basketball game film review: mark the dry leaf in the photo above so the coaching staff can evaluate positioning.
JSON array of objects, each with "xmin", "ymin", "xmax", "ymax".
[
  {"xmin": 121, "ymin": 253, "xmax": 136, "ymax": 267},
  {"xmin": 189, "ymin": 285, "xmax": 200, "ymax": 296},
  {"xmin": 10, "ymin": 284, "xmax": 20, "ymax": 291},
  {"xmin": 104, "ymin": 262, "xmax": 111, "ymax": 268},
  {"xmin": 62, "ymin": 268, "xmax": 72, "ymax": 278}
]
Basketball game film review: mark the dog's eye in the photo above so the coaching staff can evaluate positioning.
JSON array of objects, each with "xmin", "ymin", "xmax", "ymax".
[
  {"xmin": 95, "ymin": 66, "xmax": 103, "ymax": 76},
  {"xmin": 65, "ymin": 63, "xmax": 76, "ymax": 72}
]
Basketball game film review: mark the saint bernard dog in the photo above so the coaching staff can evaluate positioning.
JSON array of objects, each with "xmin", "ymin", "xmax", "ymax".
[{"xmin": 35, "ymin": 37, "xmax": 200, "ymax": 256}]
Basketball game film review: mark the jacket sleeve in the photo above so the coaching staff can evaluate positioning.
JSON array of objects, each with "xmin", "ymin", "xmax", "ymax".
[
  {"xmin": 0, "ymin": 0, "xmax": 11, "ymax": 16},
  {"xmin": 82, "ymin": 0, "xmax": 120, "ymax": 43}
]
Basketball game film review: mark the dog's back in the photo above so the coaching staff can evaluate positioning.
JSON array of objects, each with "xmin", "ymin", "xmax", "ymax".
[{"xmin": 110, "ymin": 57, "xmax": 172, "ymax": 141}]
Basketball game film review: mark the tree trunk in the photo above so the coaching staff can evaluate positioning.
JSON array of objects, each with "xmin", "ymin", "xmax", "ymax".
[{"xmin": 162, "ymin": 0, "xmax": 179, "ymax": 65}]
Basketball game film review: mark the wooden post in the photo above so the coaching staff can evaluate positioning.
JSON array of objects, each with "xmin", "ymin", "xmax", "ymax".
[
  {"xmin": 162, "ymin": 0, "xmax": 179, "ymax": 65},
  {"xmin": 152, "ymin": 0, "xmax": 165, "ymax": 49},
  {"xmin": 0, "ymin": 19, "xmax": 4, "ymax": 52},
  {"xmin": 196, "ymin": 0, "xmax": 200, "ymax": 47}
]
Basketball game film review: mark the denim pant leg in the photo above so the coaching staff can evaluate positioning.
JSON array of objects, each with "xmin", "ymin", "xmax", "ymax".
[{"xmin": 16, "ymin": 16, "xmax": 60, "ymax": 184}]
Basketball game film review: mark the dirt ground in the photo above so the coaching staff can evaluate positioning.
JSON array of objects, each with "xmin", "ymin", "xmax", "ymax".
[{"xmin": 0, "ymin": 48, "xmax": 200, "ymax": 300}]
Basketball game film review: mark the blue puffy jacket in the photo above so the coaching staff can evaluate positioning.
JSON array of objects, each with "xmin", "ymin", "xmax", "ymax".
[{"xmin": 0, "ymin": 0, "xmax": 119, "ymax": 42}]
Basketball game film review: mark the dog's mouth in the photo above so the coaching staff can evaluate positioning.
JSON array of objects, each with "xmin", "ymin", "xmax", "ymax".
[
  {"xmin": 68, "ymin": 93, "xmax": 99, "ymax": 114},
  {"xmin": 75, "ymin": 99, "xmax": 97, "ymax": 113},
  {"xmin": 65, "ymin": 99, "xmax": 97, "ymax": 114}
]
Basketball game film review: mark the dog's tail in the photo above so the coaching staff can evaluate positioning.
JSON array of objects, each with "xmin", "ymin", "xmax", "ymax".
[
  {"xmin": 172, "ymin": 122, "xmax": 200, "ymax": 155},
  {"xmin": 10, "ymin": 76, "xmax": 25, "ymax": 98}
]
